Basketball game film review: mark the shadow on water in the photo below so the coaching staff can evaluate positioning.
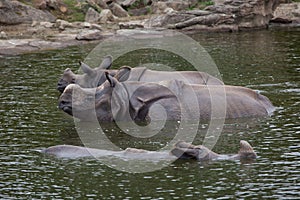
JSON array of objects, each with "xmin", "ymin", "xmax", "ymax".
[{"xmin": 0, "ymin": 28, "xmax": 299, "ymax": 199}]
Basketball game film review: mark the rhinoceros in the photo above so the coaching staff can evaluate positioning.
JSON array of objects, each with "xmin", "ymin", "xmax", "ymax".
[
  {"xmin": 58, "ymin": 67, "xmax": 275, "ymax": 122},
  {"xmin": 57, "ymin": 55, "xmax": 224, "ymax": 93},
  {"xmin": 42, "ymin": 140, "xmax": 257, "ymax": 161}
]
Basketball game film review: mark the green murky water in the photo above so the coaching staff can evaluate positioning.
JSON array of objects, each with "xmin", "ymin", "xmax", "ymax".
[{"xmin": 0, "ymin": 28, "xmax": 299, "ymax": 199}]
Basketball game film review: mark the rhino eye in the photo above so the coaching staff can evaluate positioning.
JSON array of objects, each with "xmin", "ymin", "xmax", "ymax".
[{"xmin": 71, "ymin": 78, "xmax": 76, "ymax": 83}]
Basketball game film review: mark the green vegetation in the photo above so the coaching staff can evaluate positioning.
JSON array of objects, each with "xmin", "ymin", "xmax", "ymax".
[
  {"xmin": 59, "ymin": 0, "xmax": 86, "ymax": 22},
  {"xmin": 189, "ymin": 0, "xmax": 214, "ymax": 10},
  {"xmin": 17, "ymin": 0, "xmax": 86, "ymax": 21},
  {"xmin": 18, "ymin": 0, "xmax": 34, "ymax": 6},
  {"xmin": 127, "ymin": 0, "xmax": 150, "ymax": 10}
]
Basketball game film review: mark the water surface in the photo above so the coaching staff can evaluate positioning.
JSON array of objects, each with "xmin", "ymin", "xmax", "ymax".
[{"xmin": 0, "ymin": 28, "xmax": 299, "ymax": 199}]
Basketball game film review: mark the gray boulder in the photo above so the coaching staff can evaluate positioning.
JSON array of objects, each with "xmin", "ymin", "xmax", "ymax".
[
  {"xmin": 148, "ymin": 0, "xmax": 281, "ymax": 31},
  {"xmin": 128, "ymin": 6, "xmax": 151, "ymax": 16},
  {"xmin": 109, "ymin": 2, "xmax": 129, "ymax": 18},
  {"xmin": 0, "ymin": 0, "xmax": 56, "ymax": 25},
  {"xmin": 76, "ymin": 30, "xmax": 103, "ymax": 40},
  {"xmin": 85, "ymin": 7, "xmax": 101, "ymax": 23},
  {"xmin": 99, "ymin": 9, "xmax": 116, "ymax": 23},
  {"xmin": 121, "ymin": 0, "xmax": 138, "ymax": 7},
  {"xmin": 271, "ymin": 2, "xmax": 300, "ymax": 24},
  {"xmin": 94, "ymin": 0, "xmax": 109, "ymax": 9},
  {"xmin": 151, "ymin": 0, "xmax": 193, "ymax": 14},
  {"xmin": 38, "ymin": 0, "xmax": 68, "ymax": 13}
]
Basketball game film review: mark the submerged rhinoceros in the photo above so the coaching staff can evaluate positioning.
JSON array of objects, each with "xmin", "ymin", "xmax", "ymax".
[
  {"xmin": 57, "ymin": 55, "xmax": 224, "ymax": 93},
  {"xmin": 58, "ymin": 67, "xmax": 275, "ymax": 122},
  {"xmin": 42, "ymin": 140, "xmax": 257, "ymax": 161}
]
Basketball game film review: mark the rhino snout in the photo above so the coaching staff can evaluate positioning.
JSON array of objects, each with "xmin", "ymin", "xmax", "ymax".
[
  {"xmin": 57, "ymin": 79, "xmax": 72, "ymax": 93},
  {"xmin": 58, "ymin": 100, "xmax": 73, "ymax": 115}
]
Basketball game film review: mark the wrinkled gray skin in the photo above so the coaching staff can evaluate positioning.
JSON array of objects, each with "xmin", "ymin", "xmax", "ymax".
[
  {"xmin": 42, "ymin": 140, "xmax": 257, "ymax": 161},
  {"xmin": 57, "ymin": 55, "xmax": 224, "ymax": 93},
  {"xmin": 58, "ymin": 67, "xmax": 275, "ymax": 122}
]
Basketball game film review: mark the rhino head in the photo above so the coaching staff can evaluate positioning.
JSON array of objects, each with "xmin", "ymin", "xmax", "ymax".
[
  {"xmin": 58, "ymin": 66, "xmax": 132, "ymax": 121},
  {"xmin": 171, "ymin": 141, "xmax": 219, "ymax": 160},
  {"xmin": 57, "ymin": 55, "xmax": 113, "ymax": 93},
  {"xmin": 171, "ymin": 140, "xmax": 257, "ymax": 161},
  {"xmin": 58, "ymin": 65, "xmax": 179, "ymax": 122}
]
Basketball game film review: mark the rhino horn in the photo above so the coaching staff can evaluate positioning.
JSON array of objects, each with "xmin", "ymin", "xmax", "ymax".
[
  {"xmin": 98, "ymin": 55, "xmax": 113, "ymax": 69},
  {"xmin": 105, "ymin": 71, "xmax": 118, "ymax": 87},
  {"xmin": 80, "ymin": 61, "xmax": 94, "ymax": 75}
]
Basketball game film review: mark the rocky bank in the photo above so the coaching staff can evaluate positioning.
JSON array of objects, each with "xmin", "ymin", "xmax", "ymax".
[{"xmin": 0, "ymin": 0, "xmax": 299, "ymax": 56}]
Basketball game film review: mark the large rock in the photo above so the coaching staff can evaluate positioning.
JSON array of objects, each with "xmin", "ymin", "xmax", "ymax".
[
  {"xmin": 128, "ymin": 6, "xmax": 151, "ymax": 16},
  {"xmin": 152, "ymin": 0, "xmax": 190, "ymax": 14},
  {"xmin": 121, "ymin": 0, "xmax": 138, "ymax": 7},
  {"xmin": 121, "ymin": 0, "xmax": 152, "ymax": 8},
  {"xmin": 55, "ymin": 19, "xmax": 76, "ymax": 30},
  {"xmin": 0, "ymin": 0, "xmax": 56, "ymax": 25},
  {"xmin": 147, "ymin": 0, "xmax": 281, "ymax": 31},
  {"xmin": 86, "ymin": 0, "xmax": 108, "ymax": 9},
  {"xmin": 108, "ymin": 2, "xmax": 129, "ymax": 18},
  {"xmin": 271, "ymin": 3, "xmax": 300, "ymax": 24},
  {"xmin": 94, "ymin": 0, "xmax": 109, "ymax": 9},
  {"xmin": 85, "ymin": 7, "xmax": 101, "ymax": 23},
  {"xmin": 76, "ymin": 30, "xmax": 103, "ymax": 40},
  {"xmin": 38, "ymin": 0, "xmax": 68, "ymax": 13},
  {"xmin": 119, "ymin": 20, "xmax": 147, "ymax": 29},
  {"xmin": 99, "ymin": 9, "xmax": 116, "ymax": 23}
]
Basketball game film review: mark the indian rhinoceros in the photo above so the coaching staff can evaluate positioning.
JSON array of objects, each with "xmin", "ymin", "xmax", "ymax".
[
  {"xmin": 57, "ymin": 55, "xmax": 224, "ymax": 93},
  {"xmin": 42, "ymin": 140, "xmax": 257, "ymax": 161},
  {"xmin": 58, "ymin": 67, "xmax": 275, "ymax": 122}
]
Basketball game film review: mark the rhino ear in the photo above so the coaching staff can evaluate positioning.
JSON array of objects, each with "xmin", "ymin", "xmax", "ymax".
[
  {"xmin": 98, "ymin": 55, "xmax": 113, "ymax": 69},
  {"xmin": 115, "ymin": 66, "xmax": 131, "ymax": 82},
  {"xmin": 130, "ymin": 85, "xmax": 176, "ymax": 121},
  {"xmin": 105, "ymin": 71, "xmax": 118, "ymax": 87},
  {"xmin": 80, "ymin": 62, "xmax": 94, "ymax": 75}
]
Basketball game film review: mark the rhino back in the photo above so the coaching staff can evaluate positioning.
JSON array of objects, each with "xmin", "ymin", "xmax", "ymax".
[
  {"xmin": 177, "ymin": 83, "xmax": 275, "ymax": 119},
  {"xmin": 224, "ymin": 86, "xmax": 275, "ymax": 117},
  {"xmin": 137, "ymin": 69, "xmax": 223, "ymax": 85},
  {"xmin": 123, "ymin": 81, "xmax": 274, "ymax": 121}
]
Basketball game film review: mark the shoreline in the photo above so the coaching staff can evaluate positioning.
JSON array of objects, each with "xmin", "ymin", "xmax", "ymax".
[
  {"xmin": 1, "ymin": 23, "xmax": 299, "ymax": 57},
  {"xmin": 0, "ymin": 1, "xmax": 299, "ymax": 56}
]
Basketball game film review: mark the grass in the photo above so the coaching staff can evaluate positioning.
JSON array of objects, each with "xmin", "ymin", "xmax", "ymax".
[
  {"xmin": 188, "ymin": 0, "xmax": 215, "ymax": 10},
  {"xmin": 17, "ymin": 0, "xmax": 86, "ymax": 21},
  {"xmin": 61, "ymin": 0, "xmax": 86, "ymax": 22}
]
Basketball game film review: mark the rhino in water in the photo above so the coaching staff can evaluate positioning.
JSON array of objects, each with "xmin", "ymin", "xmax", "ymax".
[
  {"xmin": 57, "ymin": 55, "xmax": 223, "ymax": 93},
  {"xmin": 58, "ymin": 67, "xmax": 275, "ymax": 122},
  {"xmin": 42, "ymin": 140, "xmax": 257, "ymax": 161}
]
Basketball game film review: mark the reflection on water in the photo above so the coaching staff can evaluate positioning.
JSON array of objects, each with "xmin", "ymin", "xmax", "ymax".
[{"xmin": 0, "ymin": 28, "xmax": 299, "ymax": 199}]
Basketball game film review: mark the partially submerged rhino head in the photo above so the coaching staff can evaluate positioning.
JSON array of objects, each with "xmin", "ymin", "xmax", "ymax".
[
  {"xmin": 57, "ymin": 55, "xmax": 113, "ymax": 93},
  {"xmin": 58, "ymin": 66, "xmax": 180, "ymax": 122},
  {"xmin": 58, "ymin": 67, "xmax": 135, "ymax": 121},
  {"xmin": 172, "ymin": 140, "xmax": 257, "ymax": 161}
]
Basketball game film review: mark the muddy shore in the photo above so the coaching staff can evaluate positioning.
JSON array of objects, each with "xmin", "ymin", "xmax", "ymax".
[{"xmin": 0, "ymin": 0, "xmax": 299, "ymax": 56}]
